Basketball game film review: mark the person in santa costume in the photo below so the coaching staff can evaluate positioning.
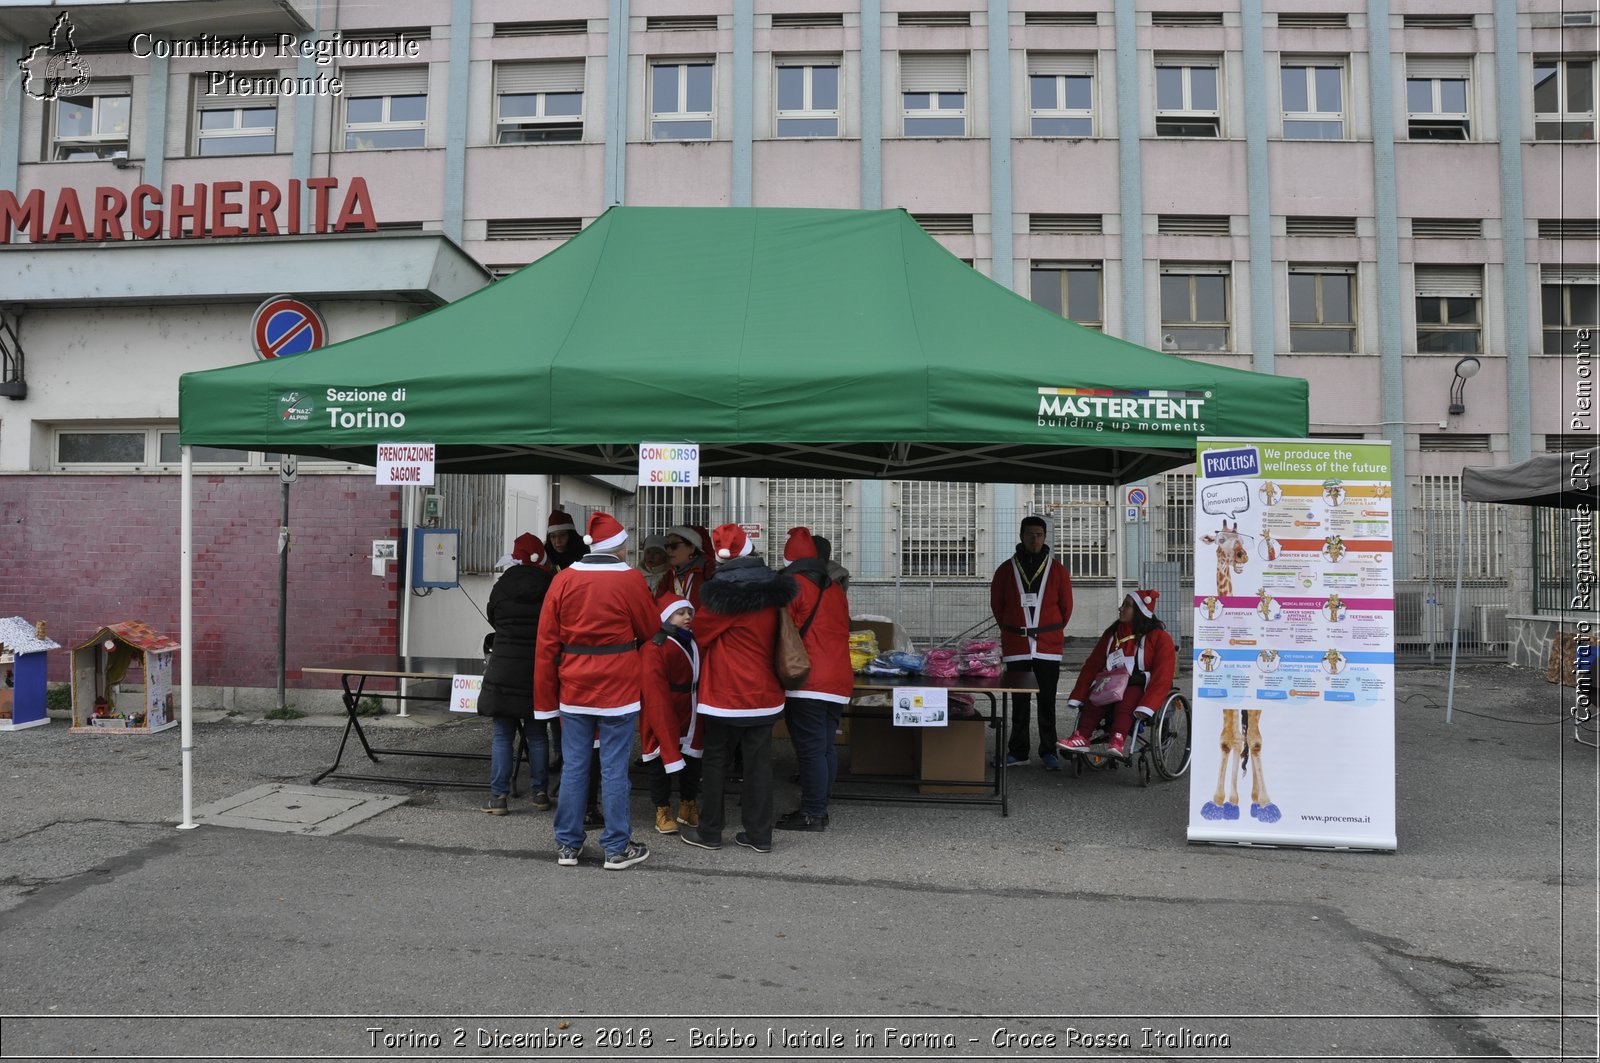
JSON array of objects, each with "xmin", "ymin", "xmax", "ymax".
[
  {"xmin": 989, "ymin": 515, "xmax": 1074, "ymax": 768},
  {"xmin": 660, "ymin": 524, "xmax": 717, "ymax": 609},
  {"xmin": 1058, "ymin": 588, "xmax": 1177, "ymax": 760},
  {"xmin": 640, "ymin": 598, "xmax": 703, "ymax": 834},
  {"xmin": 679, "ymin": 523, "xmax": 797, "ymax": 854},
  {"xmin": 535, "ymin": 511, "xmax": 660, "ymax": 870},
  {"xmin": 776, "ymin": 526, "xmax": 853, "ymax": 832},
  {"xmin": 477, "ymin": 532, "xmax": 553, "ymax": 816},
  {"xmin": 544, "ymin": 509, "xmax": 587, "ymax": 571}
]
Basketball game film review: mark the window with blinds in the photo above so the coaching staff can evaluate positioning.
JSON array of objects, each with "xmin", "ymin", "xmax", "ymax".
[
  {"xmin": 342, "ymin": 67, "xmax": 428, "ymax": 149},
  {"xmin": 495, "ymin": 61, "xmax": 584, "ymax": 143},
  {"xmin": 192, "ymin": 78, "xmax": 277, "ymax": 156},
  {"xmin": 1406, "ymin": 56, "xmax": 1471, "ymax": 140},
  {"xmin": 1028, "ymin": 53, "xmax": 1094, "ymax": 136},
  {"xmin": 901, "ymin": 53, "xmax": 968, "ymax": 137},
  {"xmin": 1415, "ymin": 265, "xmax": 1483, "ymax": 353},
  {"xmin": 898, "ymin": 481, "xmax": 976, "ymax": 576},
  {"xmin": 766, "ymin": 480, "xmax": 845, "ymax": 559},
  {"xmin": 1029, "ymin": 485, "xmax": 1112, "ymax": 577}
]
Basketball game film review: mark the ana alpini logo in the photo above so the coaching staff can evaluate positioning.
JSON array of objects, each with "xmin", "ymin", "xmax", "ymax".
[{"xmin": 18, "ymin": 12, "xmax": 92, "ymax": 102}]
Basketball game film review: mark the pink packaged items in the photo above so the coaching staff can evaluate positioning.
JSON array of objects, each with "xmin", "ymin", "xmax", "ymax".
[
  {"xmin": 959, "ymin": 638, "xmax": 1001, "ymax": 678},
  {"xmin": 922, "ymin": 648, "xmax": 961, "ymax": 678}
]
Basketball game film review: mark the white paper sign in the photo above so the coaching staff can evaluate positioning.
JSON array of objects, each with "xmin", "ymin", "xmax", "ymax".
[
  {"xmin": 449, "ymin": 674, "xmax": 482, "ymax": 713},
  {"xmin": 376, "ymin": 442, "xmax": 436, "ymax": 486},
  {"xmin": 892, "ymin": 687, "xmax": 949, "ymax": 727},
  {"xmin": 638, "ymin": 442, "xmax": 699, "ymax": 487}
]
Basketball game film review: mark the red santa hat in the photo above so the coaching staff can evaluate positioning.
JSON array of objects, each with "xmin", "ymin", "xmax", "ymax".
[
  {"xmin": 658, "ymin": 598, "xmax": 693, "ymax": 624},
  {"xmin": 583, "ymin": 511, "xmax": 628, "ymax": 552},
  {"xmin": 511, "ymin": 532, "xmax": 545, "ymax": 566},
  {"xmin": 665, "ymin": 525, "xmax": 703, "ymax": 551},
  {"xmin": 711, "ymin": 522, "xmax": 752, "ymax": 560},
  {"xmin": 1130, "ymin": 588, "xmax": 1160, "ymax": 618},
  {"xmin": 783, "ymin": 526, "xmax": 817, "ymax": 562},
  {"xmin": 546, "ymin": 509, "xmax": 576, "ymax": 535}
]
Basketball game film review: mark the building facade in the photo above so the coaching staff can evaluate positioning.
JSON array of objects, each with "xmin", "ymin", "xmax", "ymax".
[{"xmin": 0, "ymin": 1, "xmax": 1594, "ymax": 697}]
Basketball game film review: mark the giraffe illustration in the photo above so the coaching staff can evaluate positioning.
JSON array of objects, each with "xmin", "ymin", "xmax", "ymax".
[
  {"xmin": 1201, "ymin": 595, "xmax": 1221, "ymax": 619},
  {"xmin": 1323, "ymin": 535, "xmax": 1347, "ymax": 562},
  {"xmin": 1323, "ymin": 593, "xmax": 1346, "ymax": 622},
  {"xmin": 1200, "ymin": 521, "xmax": 1249, "ymax": 597},
  {"xmin": 1256, "ymin": 588, "xmax": 1278, "ymax": 620},
  {"xmin": 1258, "ymin": 481, "xmax": 1283, "ymax": 506},
  {"xmin": 1261, "ymin": 529, "xmax": 1279, "ymax": 561},
  {"xmin": 1322, "ymin": 480, "xmax": 1347, "ymax": 506},
  {"xmin": 1198, "ymin": 648, "xmax": 1222, "ymax": 673},
  {"xmin": 1201, "ymin": 709, "xmax": 1280, "ymax": 823},
  {"xmin": 1255, "ymin": 648, "xmax": 1280, "ymax": 671},
  {"xmin": 1322, "ymin": 647, "xmax": 1347, "ymax": 674}
]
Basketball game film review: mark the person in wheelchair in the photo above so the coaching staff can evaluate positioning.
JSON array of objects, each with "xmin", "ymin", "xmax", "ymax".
[{"xmin": 1058, "ymin": 588, "xmax": 1176, "ymax": 760}]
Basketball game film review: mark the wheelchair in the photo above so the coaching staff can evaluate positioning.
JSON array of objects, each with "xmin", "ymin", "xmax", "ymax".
[{"xmin": 1064, "ymin": 691, "xmax": 1192, "ymax": 786}]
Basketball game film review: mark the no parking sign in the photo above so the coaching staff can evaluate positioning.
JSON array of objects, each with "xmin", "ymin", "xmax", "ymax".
[{"xmin": 252, "ymin": 296, "xmax": 328, "ymax": 360}]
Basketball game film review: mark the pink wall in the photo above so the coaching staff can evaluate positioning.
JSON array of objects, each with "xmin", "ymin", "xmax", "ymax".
[{"xmin": 0, "ymin": 475, "xmax": 400, "ymax": 689}]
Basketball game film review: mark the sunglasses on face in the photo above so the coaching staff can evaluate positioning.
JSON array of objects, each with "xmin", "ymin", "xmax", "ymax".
[{"xmin": 665, "ymin": 540, "xmax": 690, "ymax": 549}]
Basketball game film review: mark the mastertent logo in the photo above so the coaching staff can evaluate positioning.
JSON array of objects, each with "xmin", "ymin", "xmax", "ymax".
[{"xmin": 18, "ymin": 12, "xmax": 91, "ymax": 102}]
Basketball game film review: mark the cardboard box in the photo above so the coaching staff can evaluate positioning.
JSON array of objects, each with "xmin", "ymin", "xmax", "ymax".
[
  {"xmin": 847, "ymin": 710, "xmax": 916, "ymax": 776},
  {"xmin": 850, "ymin": 620, "xmax": 900, "ymax": 655},
  {"xmin": 916, "ymin": 718, "xmax": 989, "ymax": 794}
]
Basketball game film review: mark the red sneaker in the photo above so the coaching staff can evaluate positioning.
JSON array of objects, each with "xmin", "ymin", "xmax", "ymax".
[
  {"xmin": 1058, "ymin": 734, "xmax": 1091, "ymax": 754},
  {"xmin": 1107, "ymin": 733, "xmax": 1127, "ymax": 758}
]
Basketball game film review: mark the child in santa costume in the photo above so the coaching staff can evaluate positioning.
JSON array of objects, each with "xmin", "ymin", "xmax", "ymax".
[
  {"xmin": 1058, "ymin": 588, "xmax": 1177, "ymax": 760},
  {"xmin": 640, "ymin": 598, "xmax": 703, "ymax": 834}
]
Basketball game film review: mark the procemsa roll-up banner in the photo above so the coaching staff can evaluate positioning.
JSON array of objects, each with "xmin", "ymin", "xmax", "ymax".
[{"xmin": 1188, "ymin": 438, "xmax": 1397, "ymax": 850}]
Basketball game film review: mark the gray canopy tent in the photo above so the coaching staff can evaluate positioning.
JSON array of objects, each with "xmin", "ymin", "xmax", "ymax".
[{"xmin": 1447, "ymin": 447, "xmax": 1598, "ymax": 721}]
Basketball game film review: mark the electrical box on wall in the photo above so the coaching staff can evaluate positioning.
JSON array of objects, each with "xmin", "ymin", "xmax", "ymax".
[
  {"xmin": 411, "ymin": 528, "xmax": 460, "ymax": 588},
  {"xmin": 422, "ymin": 492, "xmax": 445, "ymax": 521}
]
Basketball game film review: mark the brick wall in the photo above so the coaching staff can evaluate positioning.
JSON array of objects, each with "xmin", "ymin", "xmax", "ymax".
[{"xmin": 0, "ymin": 474, "xmax": 399, "ymax": 689}]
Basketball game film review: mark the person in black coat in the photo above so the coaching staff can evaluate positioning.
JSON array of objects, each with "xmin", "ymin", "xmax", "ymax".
[{"xmin": 478, "ymin": 532, "xmax": 553, "ymax": 815}]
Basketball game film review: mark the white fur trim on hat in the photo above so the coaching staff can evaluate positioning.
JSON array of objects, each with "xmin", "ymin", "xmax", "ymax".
[
  {"xmin": 587, "ymin": 529, "xmax": 627, "ymax": 551},
  {"xmin": 1131, "ymin": 588, "xmax": 1160, "ymax": 618},
  {"xmin": 659, "ymin": 598, "xmax": 693, "ymax": 624}
]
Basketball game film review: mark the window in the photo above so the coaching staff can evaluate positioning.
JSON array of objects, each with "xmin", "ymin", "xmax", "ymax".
[
  {"xmin": 651, "ymin": 60, "xmax": 714, "ymax": 139},
  {"xmin": 901, "ymin": 53, "xmax": 968, "ymax": 136},
  {"xmin": 53, "ymin": 82, "xmax": 130, "ymax": 160},
  {"xmin": 1411, "ymin": 475, "xmax": 1506, "ymax": 580},
  {"xmin": 1289, "ymin": 266, "xmax": 1357, "ymax": 352},
  {"xmin": 775, "ymin": 58, "xmax": 840, "ymax": 137},
  {"xmin": 1030, "ymin": 263, "xmax": 1103, "ymax": 329},
  {"xmin": 1028, "ymin": 484, "xmax": 1111, "ymax": 577},
  {"xmin": 342, "ymin": 68, "xmax": 428, "ymax": 149},
  {"xmin": 193, "ymin": 87, "xmax": 276, "ymax": 156},
  {"xmin": 1280, "ymin": 58, "xmax": 1345, "ymax": 139},
  {"xmin": 52, "ymin": 427, "xmax": 351, "ymax": 470},
  {"xmin": 766, "ymin": 479, "xmax": 845, "ymax": 554},
  {"xmin": 1534, "ymin": 57, "xmax": 1597, "ymax": 141},
  {"xmin": 1406, "ymin": 57, "xmax": 1471, "ymax": 140},
  {"xmin": 1028, "ymin": 54, "xmax": 1094, "ymax": 136},
  {"xmin": 495, "ymin": 61, "xmax": 584, "ymax": 143},
  {"xmin": 1155, "ymin": 56, "xmax": 1220, "ymax": 136},
  {"xmin": 1541, "ymin": 269, "xmax": 1599, "ymax": 353},
  {"xmin": 635, "ymin": 480, "xmax": 715, "ymax": 534},
  {"xmin": 898, "ymin": 481, "xmax": 975, "ymax": 576},
  {"xmin": 1414, "ymin": 265, "xmax": 1483, "ymax": 353},
  {"xmin": 1160, "ymin": 266, "xmax": 1231, "ymax": 351}
]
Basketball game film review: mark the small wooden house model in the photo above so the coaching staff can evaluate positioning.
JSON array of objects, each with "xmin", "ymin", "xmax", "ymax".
[
  {"xmin": 70, "ymin": 621, "xmax": 181, "ymax": 735},
  {"xmin": 0, "ymin": 616, "xmax": 61, "ymax": 731}
]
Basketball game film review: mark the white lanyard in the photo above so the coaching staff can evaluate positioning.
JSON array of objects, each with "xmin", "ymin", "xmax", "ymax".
[{"xmin": 1010, "ymin": 556, "xmax": 1051, "ymax": 646}]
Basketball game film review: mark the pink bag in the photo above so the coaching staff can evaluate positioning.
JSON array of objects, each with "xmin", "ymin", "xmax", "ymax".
[
  {"xmin": 1087, "ymin": 668, "xmax": 1131, "ymax": 706},
  {"xmin": 959, "ymin": 639, "xmax": 1001, "ymax": 678},
  {"xmin": 923, "ymin": 648, "xmax": 961, "ymax": 679}
]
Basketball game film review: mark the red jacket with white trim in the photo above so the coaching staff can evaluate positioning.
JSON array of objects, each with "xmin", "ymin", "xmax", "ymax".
[
  {"xmin": 533, "ymin": 555, "xmax": 660, "ymax": 719},
  {"xmin": 989, "ymin": 549, "xmax": 1074, "ymax": 662},
  {"xmin": 693, "ymin": 558, "xmax": 798, "ymax": 720},
  {"xmin": 783, "ymin": 560, "xmax": 854, "ymax": 703},
  {"xmin": 640, "ymin": 627, "xmax": 698, "ymax": 771},
  {"xmin": 1067, "ymin": 622, "xmax": 1177, "ymax": 714}
]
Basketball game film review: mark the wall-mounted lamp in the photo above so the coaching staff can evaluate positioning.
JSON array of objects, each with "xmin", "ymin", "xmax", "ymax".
[
  {"xmin": 1447, "ymin": 356, "xmax": 1481, "ymax": 415},
  {"xmin": 110, "ymin": 150, "xmax": 132, "ymax": 169}
]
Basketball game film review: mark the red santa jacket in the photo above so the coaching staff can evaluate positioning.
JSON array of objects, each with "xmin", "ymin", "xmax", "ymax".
[
  {"xmin": 533, "ymin": 555, "xmax": 660, "ymax": 719},
  {"xmin": 1066, "ymin": 622, "xmax": 1177, "ymax": 714},
  {"xmin": 989, "ymin": 549, "xmax": 1074, "ymax": 662},
  {"xmin": 693, "ymin": 559, "xmax": 797, "ymax": 720},
  {"xmin": 640, "ymin": 627, "xmax": 699, "ymax": 771},
  {"xmin": 783, "ymin": 561, "xmax": 854, "ymax": 703}
]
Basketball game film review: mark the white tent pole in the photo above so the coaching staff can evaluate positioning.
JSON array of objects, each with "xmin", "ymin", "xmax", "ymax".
[
  {"xmin": 178, "ymin": 447, "xmax": 196, "ymax": 829},
  {"xmin": 1446, "ymin": 497, "xmax": 1468, "ymax": 723},
  {"xmin": 399, "ymin": 485, "xmax": 415, "ymax": 715}
]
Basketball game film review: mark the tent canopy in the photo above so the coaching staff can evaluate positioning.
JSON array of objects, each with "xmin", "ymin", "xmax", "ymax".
[
  {"xmin": 179, "ymin": 207, "xmax": 1307, "ymax": 484},
  {"xmin": 1461, "ymin": 447, "xmax": 1598, "ymax": 509}
]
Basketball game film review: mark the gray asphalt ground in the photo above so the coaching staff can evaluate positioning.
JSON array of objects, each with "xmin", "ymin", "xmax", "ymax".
[{"xmin": 1, "ymin": 662, "xmax": 1595, "ymax": 1063}]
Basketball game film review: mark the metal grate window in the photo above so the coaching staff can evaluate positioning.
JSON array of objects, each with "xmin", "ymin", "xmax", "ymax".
[
  {"xmin": 1278, "ymin": 13, "xmax": 1348, "ymax": 28},
  {"xmin": 1413, "ymin": 218, "xmax": 1483, "ymax": 238},
  {"xmin": 1539, "ymin": 218, "xmax": 1600, "ymax": 240},
  {"xmin": 1535, "ymin": 505, "xmax": 1600, "ymax": 611},
  {"xmin": 1287, "ymin": 215, "xmax": 1357, "ymax": 237},
  {"xmin": 766, "ymin": 480, "xmax": 845, "ymax": 560},
  {"xmin": 898, "ymin": 481, "xmax": 976, "ymax": 577},
  {"xmin": 1159, "ymin": 214, "xmax": 1230, "ymax": 236},
  {"xmin": 435, "ymin": 474, "xmax": 506, "ymax": 576},
  {"xmin": 1153, "ymin": 12, "xmax": 1224, "ymax": 27},
  {"xmin": 1411, "ymin": 475, "xmax": 1505, "ymax": 579},
  {"xmin": 899, "ymin": 11, "xmax": 972, "ymax": 26},
  {"xmin": 1158, "ymin": 473, "xmax": 1196, "ymax": 582},
  {"xmin": 1546, "ymin": 433, "xmax": 1597, "ymax": 453},
  {"xmin": 771, "ymin": 13, "xmax": 845, "ymax": 28},
  {"xmin": 1419, "ymin": 433, "xmax": 1490, "ymax": 452},
  {"xmin": 1025, "ymin": 12, "xmax": 1096, "ymax": 26},
  {"xmin": 495, "ymin": 20, "xmax": 587, "ymax": 36},
  {"xmin": 646, "ymin": 15, "xmax": 719, "ymax": 31},
  {"xmin": 1029, "ymin": 484, "xmax": 1112, "ymax": 577},
  {"xmin": 635, "ymin": 481, "xmax": 715, "ymax": 539},
  {"xmin": 911, "ymin": 213, "xmax": 975, "ymax": 234},
  {"xmin": 1030, "ymin": 213, "xmax": 1101, "ymax": 234},
  {"xmin": 487, "ymin": 218, "xmax": 582, "ymax": 239}
]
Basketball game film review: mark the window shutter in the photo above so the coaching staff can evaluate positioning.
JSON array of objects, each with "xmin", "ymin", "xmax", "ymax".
[
  {"xmin": 1542, "ymin": 264, "xmax": 1600, "ymax": 286},
  {"xmin": 79, "ymin": 78, "xmax": 131, "ymax": 97},
  {"xmin": 342, "ymin": 66, "xmax": 429, "ymax": 96},
  {"xmin": 495, "ymin": 60, "xmax": 585, "ymax": 94},
  {"xmin": 900, "ymin": 53, "xmax": 969, "ymax": 93},
  {"xmin": 1028, "ymin": 53, "xmax": 1095, "ymax": 77},
  {"xmin": 198, "ymin": 92, "xmax": 278, "ymax": 109},
  {"xmin": 1414, "ymin": 265, "xmax": 1483, "ymax": 296},
  {"xmin": 1406, "ymin": 56, "xmax": 1471, "ymax": 79}
]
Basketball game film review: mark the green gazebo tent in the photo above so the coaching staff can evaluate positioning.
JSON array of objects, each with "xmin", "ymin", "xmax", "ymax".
[{"xmin": 179, "ymin": 206, "xmax": 1306, "ymax": 483}]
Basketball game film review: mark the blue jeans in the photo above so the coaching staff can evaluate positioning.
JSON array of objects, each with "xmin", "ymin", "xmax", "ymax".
[
  {"xmin": 554, "ymin": 710, "xmax": 636, "ymax": 854},
  {"xmin": 489, "ymin": 717, "xmax": 547, "ymax": 798},
  {"xmin": 786, "ymin": 697, "xmax": 842, "ymax": 817}
]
